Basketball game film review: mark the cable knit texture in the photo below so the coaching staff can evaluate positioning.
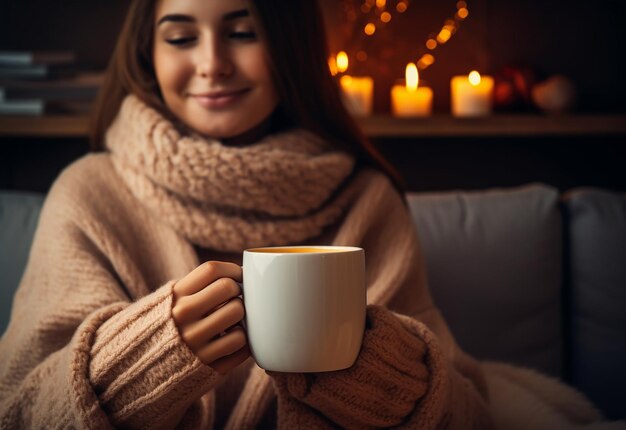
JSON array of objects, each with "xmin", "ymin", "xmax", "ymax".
[
  {"xmin": 271, "ymin": 305, "xmax": 431, "ymax": 429},
  {"xmin": 0, "ymin": 95, "xmax": 492, "ymax": 429},
  {"xmin": 106, "ymin": 95, "xmax": 357, "ymax": 251}
]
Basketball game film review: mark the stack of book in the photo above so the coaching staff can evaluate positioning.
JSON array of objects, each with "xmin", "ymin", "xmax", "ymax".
[{"xmin": 0, "ymin": 50, "xmax": 103, "ymax": 116}]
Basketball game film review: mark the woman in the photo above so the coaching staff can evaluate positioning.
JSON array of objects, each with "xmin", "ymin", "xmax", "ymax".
[{"xmin": 0, "ymin": 0, "xmax": 493, "ymax": 428}]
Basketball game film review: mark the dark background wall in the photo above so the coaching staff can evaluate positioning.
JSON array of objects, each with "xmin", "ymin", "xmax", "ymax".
[
  {"xmin": 0, "ymin": 1, "xmax": 126, "ymax": 70},
  {"xmin": 1, "ymin": 0, "xmax": 625, "ymax": 193},
  {"xmin": 320, "ymin": 0, "xmax": 626, "ymax": 114},
  {"xmin": 1, "ymin": 0, "xmax": 625, "ymax": 113}
]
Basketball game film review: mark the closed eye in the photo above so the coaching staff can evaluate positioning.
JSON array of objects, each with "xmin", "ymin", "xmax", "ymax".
[
  {"xmin": 230, "ymin": 31, "xmax": 256, "ymax": 40},
  {"xmin": 166, "ymin": 37, "xmax": 196, "ymax": 46}
]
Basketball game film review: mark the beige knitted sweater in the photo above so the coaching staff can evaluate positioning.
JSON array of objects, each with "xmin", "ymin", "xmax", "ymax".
[{"xmin": 0, "ymin": 99, "xmax": 492, "ymax": 429}]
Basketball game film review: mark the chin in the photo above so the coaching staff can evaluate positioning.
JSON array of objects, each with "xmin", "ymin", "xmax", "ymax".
[{"xmin": 188, "ymin": 118, "xmax": 245, "ymax": 140}]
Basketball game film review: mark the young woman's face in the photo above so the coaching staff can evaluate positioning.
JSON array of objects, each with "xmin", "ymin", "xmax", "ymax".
[{"xmin": 153, "ymin": 0, "xmax": 279, "ymax": 140}]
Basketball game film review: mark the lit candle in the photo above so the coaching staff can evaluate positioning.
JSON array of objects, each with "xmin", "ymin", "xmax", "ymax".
[
  {"xmin": 391, "ymin": 63, "xmax": 433, "ymax": 117},
  {"xmin": 336, "ymin": 51, "xmax": 349, "ymax": 74},
  {"xmin": 340, "ymin": 75, "xmax": 374, "ymax": 116},
  {"xmin": 451, "ymin": 71, "xmax": 494, "ymax": 117}
]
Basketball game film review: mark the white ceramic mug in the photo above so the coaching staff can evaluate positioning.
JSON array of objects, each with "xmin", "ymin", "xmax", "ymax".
[{"xmin": 242, "ymin": 246, "xmax": 366, "ymax": 372}]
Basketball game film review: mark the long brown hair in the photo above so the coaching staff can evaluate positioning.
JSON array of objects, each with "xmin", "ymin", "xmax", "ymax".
[
  {"xmin": 90, "ymin": 0, "xmax": 405, "ymax": 191},
  {"xmin": 89, "ymin": 0, "xmax": 161, "ymax": 149}
]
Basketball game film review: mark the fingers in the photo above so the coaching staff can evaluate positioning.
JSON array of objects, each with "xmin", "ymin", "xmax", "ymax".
[
  {"xmin": 197, "ymin": 325, "xmax": 247, "ymax": 365},
  {"xmin": 174, "ymin": 261, "xmax": 242, "ymax": 298},
  {"xmin": 173, "ymin": 277, "xmax": 242, "ymax": 325},
  {"xmin": 181, "ymin": 297, "xmax": 245, "ymax": 350},
  {"xmin": 171, "ymin": 261, "xmax": 250, "ymax": 375},
  {"xmin": 210, "ymin": 344, "xmax": 251, "ymax": 375}
]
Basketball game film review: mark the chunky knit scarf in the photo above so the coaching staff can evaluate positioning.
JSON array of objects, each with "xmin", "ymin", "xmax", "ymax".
[{"xmin": 105, "ymin": 95, "xmax": 357, "ymax": 251}]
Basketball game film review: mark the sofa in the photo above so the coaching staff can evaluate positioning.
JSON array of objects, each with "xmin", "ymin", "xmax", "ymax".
[{"xmin": 1, "ymin": 183, "xmax": 625, "ymax": 420}]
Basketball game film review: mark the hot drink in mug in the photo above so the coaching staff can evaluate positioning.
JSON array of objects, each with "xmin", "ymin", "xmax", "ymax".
[{"xmin": 242, "ymin": 246, "xmax": 366, "ymax": 372}]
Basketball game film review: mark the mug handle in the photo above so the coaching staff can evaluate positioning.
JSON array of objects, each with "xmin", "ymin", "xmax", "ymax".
[{"xmin": 237, "ymin": 279, "xmax": 247, "ymax": 332}]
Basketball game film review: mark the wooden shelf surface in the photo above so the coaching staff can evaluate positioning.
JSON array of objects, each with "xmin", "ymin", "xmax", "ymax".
[
  {"xmin": 1, "ymin": 113, "xmax": 625, "ymax": 139},
  {"xmin": 358, "ymin": 114, "xmax": 626, "ymax": 138},
  {"xmin": 0, "ymin": 115, "xmax": 90, "ymax": 138}
]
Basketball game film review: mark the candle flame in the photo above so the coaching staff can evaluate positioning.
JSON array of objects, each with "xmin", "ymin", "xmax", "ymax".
[
  {"xmin": 406, "ymin": 63, "xmax": 419, "ymax": 91},
  {"xmin": 469, "ymin": 70, "xmax": 481, "ymax": 86},
  {"xmin": 336, "ymin": 51, "xmax": 349, "ymax": 73}
]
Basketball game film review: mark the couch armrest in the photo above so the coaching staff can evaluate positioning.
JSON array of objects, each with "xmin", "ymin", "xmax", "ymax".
[
  {"xmin": 563, "ymin": 187, "xmax": 626, "ymax": 420},
  {"xmin": 0, "ymin": 190, "xmax": 45, "ymax": 334}
]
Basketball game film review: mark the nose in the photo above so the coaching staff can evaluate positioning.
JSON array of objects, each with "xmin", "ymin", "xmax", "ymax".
[{"xmin": 196, "ymin": 38, "xmax": 234, "ymax": 79}]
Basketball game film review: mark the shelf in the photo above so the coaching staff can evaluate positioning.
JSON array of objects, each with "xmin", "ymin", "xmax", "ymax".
[
  {"xmin": 1, "ymin": 113, "xmax": 626, "ymax": 139},
  {"xmin": 0, "ymin": 115, "xmax": 90, "ymax": 138},
  {"xmin": 358, "ymin": 114, "xmax": 626, "ymax": 138}
]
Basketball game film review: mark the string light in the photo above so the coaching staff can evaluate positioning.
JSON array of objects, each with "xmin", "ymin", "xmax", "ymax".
[
  {"xmin": 417, "ymin": 53, "xmax": 435, "ymax": 70},
  {"xmin": 364, "ymin": 22, "xmax": 377, "ymax": 35},
  {"xmin": 417, "ymin": 1, "xmax": 469, "ymax": 70},
  {"xmin": 332, "ymin": 1, "xmax": 470, "ymax": 74},
  {"xmin": 436, "ymin": 27, "xmax": 452, "ymax": 44}
]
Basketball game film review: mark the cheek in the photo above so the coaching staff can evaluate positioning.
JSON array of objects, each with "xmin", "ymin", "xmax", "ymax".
[
  {"xmin": 241, "ymin": 51, "xmax": 275, "ymax": 88},
  {"xmin": 154, "ymin": 50, "xmax": 188, "ymax": 96}
]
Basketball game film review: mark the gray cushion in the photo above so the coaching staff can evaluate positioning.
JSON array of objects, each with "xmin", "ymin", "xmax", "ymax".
[
  {"xmin": 407, "ymin": 183, "xmax": 563, "ymax": 377},
  {"xmin": 563, "ymin": 188, "xmax": 626, "ymax": 420},
  {"xmin": 0, "ymin": 191, "xmax": 45, "ymax": 335}
]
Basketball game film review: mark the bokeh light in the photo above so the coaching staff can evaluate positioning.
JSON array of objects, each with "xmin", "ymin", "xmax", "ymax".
[
  {"xmin": 417, "ymin": 54, "xmax": 435, "ymax": 70},
  {"xmin": 469, "ymin": 70, "xmax": 482, "ymax": 85},
  {"xmin": 437, "ymin": 28, "xmax": 452, "ymax": 44},
  {"xmin": 336, "ymin": 51, "xmax": 349, "ymax": 73}
]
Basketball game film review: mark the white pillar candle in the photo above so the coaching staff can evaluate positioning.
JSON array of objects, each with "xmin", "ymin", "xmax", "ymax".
[
  {"xmin": 340, "ymin": 75, "xmax": 374, "ymax": 116},
  {"xmin": 451, "ymin": 71, "xmax": 494, "ymax": 117},
  {"xmin": 391, "ymin": 63, "xmax": 433, "ymax": 117}
]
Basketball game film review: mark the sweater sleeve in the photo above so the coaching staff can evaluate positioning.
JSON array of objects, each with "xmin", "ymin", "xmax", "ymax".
[
  {"xmin": 0, "ymin": 175, "xmax": 219, "ymax": 429},
  {"xmin": 270, "ymin": 305, "xmax": 494, "ymax": 429},
  {"xmin": 87, "ymin": 282, "xmax": 221, "ymax": 428}
]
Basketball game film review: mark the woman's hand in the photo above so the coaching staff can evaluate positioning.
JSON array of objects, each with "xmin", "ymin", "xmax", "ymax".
[
  {"xmin": 172, "ymin": 261, "xmax": 249, "ymax": 375},
  {"xmin": 270, "ymin": 305, "xmax": 430, "ymax": 428}
]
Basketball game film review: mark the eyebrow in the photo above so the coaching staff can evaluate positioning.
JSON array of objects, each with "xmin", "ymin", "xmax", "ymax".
[
  {"xmin": 157, "ymin": 9, "xmax": 250, "ymax": 26},
  {"xmin": 224, "ymin": 9, "xmax": 250, "ymax": 21},
  {"xmin": 157, "ymin": 14, "xmax": 195, "ymax": 26}
]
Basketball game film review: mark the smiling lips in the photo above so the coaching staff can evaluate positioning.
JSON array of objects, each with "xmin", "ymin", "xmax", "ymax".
[{"xmin": 190, "ymin": 88, "xmax": 250, "ymax": 109}]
